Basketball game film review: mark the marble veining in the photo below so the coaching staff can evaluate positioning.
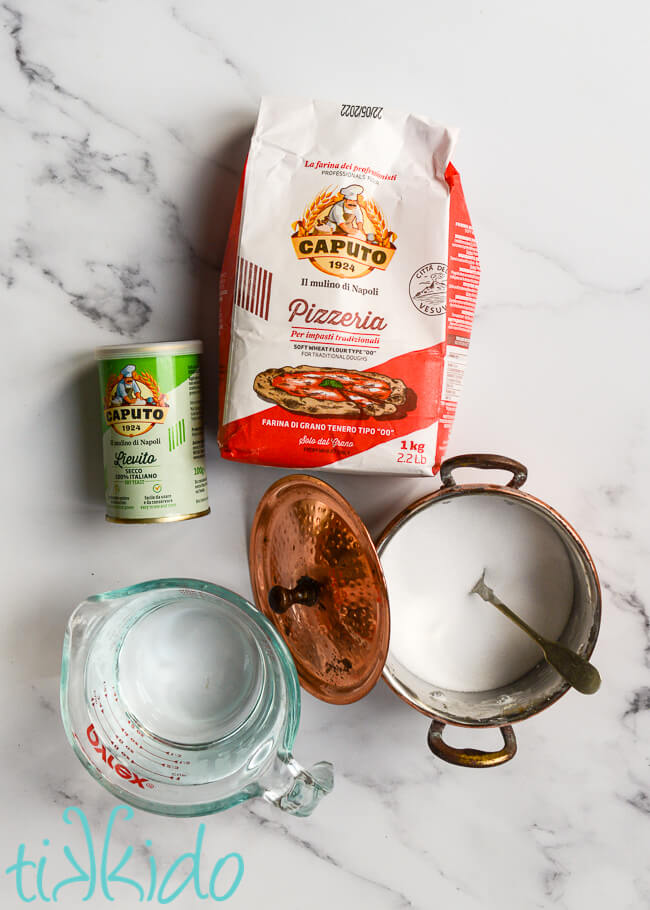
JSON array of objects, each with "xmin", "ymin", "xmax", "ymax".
[{"xmin": 2, "ymin": 1, "xmax": 649, "ymax": 907}]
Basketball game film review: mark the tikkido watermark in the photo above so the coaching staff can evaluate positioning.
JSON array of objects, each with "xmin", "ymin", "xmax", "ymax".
[{"xmin": 5, "ymin": 805, "xmax": 244, "ymax": 903}]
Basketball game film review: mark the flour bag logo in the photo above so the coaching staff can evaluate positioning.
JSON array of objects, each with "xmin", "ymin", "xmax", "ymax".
[
  {"xmin": 291, "ymin": 184, "xmax": 397, "ymax": 278},
  {"xmin": 409, "ymin": 262, "xmax": 448, "ymax": 316},
  {"xmin": 103, "ymin": 363, "xmax": 170, "ymax": 437}
]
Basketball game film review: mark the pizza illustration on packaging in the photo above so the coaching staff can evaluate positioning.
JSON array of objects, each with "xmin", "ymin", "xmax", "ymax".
[{"xmin": 254, "ymin": 366, "xmax": 415, "ymax": 419}]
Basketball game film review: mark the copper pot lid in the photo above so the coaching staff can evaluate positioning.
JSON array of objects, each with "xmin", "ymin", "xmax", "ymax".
[{"xmin": 249, "ymin": 474, "xmax": 389, "ymax": 705}]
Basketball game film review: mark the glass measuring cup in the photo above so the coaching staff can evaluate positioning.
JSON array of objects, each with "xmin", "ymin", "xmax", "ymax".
[{"xmin": 60, "ymin": 579, "xmax": 333, "ymax": 816}]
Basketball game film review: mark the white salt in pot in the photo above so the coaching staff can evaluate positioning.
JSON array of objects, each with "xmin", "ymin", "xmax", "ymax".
[{"xmin": 250, "ymin": 454, "xmax": 601, "ymax": 768}]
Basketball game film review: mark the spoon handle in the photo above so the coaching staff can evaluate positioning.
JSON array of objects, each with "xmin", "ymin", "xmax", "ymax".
[{"xmin": 470, "ymin": 572, "xmax": 601, "ymax": 695}]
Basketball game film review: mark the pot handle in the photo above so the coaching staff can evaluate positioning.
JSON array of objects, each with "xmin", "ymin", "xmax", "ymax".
[
  {"xmin": 440, "ymin": 454, "xmax": 527, "ymax": 490},
  {"xmin": 427, "ymin": 720, "xmax": 517, "ymax": 768}
]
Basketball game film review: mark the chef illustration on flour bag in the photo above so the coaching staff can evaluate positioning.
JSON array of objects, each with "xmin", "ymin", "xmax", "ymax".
[{"xmin": 327, "ymin": 185, "xmax": 373, "ymax": 241}]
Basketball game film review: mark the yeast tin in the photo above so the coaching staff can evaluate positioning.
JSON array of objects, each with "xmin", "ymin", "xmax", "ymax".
[{"xmin": 96, "ymin": 341, "xmax": 209, "ymax": 523}]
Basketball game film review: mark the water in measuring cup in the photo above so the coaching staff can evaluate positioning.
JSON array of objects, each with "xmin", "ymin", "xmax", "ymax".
[{"xmin": 117, "ymin": 595, "xmax": 265, "ymax": 745}]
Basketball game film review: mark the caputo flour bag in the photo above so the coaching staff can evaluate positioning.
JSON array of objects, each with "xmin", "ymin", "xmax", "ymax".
[{"xmin": 218, "ymin": 97, "xmax": 479, "ymax": 475}]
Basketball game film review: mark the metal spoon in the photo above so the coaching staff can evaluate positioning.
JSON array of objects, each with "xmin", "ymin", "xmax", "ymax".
[{"xmin": 470, "ymin": 570, "xmax": 601, "ymax": 695}]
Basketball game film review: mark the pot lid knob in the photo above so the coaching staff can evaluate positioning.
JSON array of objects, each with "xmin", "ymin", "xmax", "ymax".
[
  {"xmin": 268, "ymin": 576, "xmax": 322, "ymax": 614},
  {"xmin": 250, "ymin": 474, "xmax": 390, "ymax": 705}
]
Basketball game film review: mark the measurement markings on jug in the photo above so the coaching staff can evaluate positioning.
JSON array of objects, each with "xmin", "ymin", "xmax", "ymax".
[
  {"xmin": 89, "ymin": 685, "xmax": 189, "ymax": 782},
  {"xmin": 85, "ymin": 724, "xmax": 153, "ymax": 789}
]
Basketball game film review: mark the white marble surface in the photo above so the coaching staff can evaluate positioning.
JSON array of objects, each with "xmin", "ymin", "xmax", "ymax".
[{"xmin": 2, "ymin": 1, "xmax": 649, "ymax": 907}]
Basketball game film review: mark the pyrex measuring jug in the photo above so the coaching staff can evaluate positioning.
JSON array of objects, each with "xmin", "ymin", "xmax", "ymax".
[{"xmin": 60, "ymin": 579, "xmax": 333, "ymax": 816}]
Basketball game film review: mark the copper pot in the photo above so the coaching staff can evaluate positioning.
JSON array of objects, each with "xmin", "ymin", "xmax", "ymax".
[
  {"xmin": 250, "ymin": 454, "xmax": 601, "ymax": 768},
  {"xmin": 376, "ymin": 454, "xmax": 601, "ymax": 767}
]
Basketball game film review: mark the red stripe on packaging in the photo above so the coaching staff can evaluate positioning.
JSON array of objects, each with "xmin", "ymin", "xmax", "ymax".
[{"xmin": 435, "ymin": 164, "xmax": 480, "ymax": 468}]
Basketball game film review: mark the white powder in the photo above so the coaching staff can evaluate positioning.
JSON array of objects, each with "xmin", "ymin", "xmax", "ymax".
[{"xmin": 381, "ymin": 494, "xmax": 574, "ymax": 692}]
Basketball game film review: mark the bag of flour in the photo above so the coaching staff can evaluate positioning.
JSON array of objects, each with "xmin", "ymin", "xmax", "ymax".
[{"xmin": 218, "ymin": 97, "xmax": 479, "ymax": 475}]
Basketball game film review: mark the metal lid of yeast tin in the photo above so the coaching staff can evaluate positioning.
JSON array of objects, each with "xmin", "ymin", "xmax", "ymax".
[
  {"xmin": 95, "ymin": 340, "xmax": 209, "ymax": 523},
  {"xmin": 95, "ymin": 340, "xmax": 204, "ymax": 358}
]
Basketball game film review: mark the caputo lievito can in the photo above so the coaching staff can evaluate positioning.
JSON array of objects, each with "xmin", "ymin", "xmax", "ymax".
[{"xmin": 96, "ymin": 341, "xmax": 209, "ymax": 523}]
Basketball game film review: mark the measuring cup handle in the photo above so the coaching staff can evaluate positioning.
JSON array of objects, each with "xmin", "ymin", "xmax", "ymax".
[
  {"xmin": 261, "ymin": 756, "xmax": 334, "ymax": 817},
  {"xmin": 427, "ymin": 720, "xmax": 517, "ymax": 768},
  {"xmin": 440, "ymin": 454, "xmax": 528, "ymax": 489}
]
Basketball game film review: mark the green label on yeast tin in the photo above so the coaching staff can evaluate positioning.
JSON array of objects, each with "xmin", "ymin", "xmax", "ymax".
[{"xmin": 97, "ymin": 353, "xmax": 209, "ymax": 521}]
